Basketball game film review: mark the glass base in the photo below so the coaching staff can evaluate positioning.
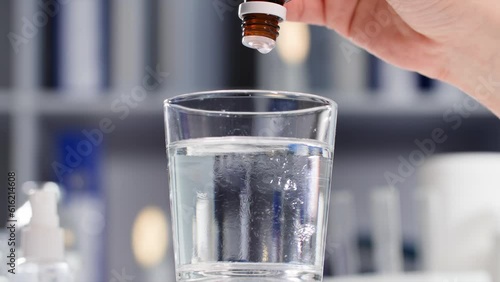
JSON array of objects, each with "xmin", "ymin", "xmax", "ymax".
[{"xmin": 177, "ymin": 262, "xmax": 322, "ymax": 281}]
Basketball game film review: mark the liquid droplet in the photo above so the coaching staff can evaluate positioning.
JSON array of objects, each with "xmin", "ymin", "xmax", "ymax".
[{"xmin": 256, "ymin": 46, "xmax": 273, "ymax": 54}]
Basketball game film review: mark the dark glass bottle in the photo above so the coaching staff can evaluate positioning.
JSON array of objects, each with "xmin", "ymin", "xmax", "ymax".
[{"xmin": 239, "ymin": 0, "xmax": 290, "ymax": 53}]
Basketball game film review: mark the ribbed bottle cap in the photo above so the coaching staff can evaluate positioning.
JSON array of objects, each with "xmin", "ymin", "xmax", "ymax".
[{"xmin": 238, "ymin": 1, "xmax": 287, "ymax": 21}]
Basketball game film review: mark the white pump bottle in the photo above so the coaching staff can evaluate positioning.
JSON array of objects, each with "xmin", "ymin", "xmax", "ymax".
[{"xmin": 16, "ymin": 190, "xmax": 73, "ymax": 282}]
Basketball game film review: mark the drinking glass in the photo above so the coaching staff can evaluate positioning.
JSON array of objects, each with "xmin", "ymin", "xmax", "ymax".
[{"xmin": 164, "ymin": 90, "xmax": 337, "ymax": 281}]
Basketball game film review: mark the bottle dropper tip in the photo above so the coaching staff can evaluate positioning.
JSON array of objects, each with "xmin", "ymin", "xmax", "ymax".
[{"xmin": 242, "ymin": 35, "xmax": 276, "ymax": 54}]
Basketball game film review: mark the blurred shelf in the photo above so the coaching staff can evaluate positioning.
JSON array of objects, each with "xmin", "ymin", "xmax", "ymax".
[
  {"xmin": 0, "ymin": 90, "xmax": 171, "ymax": 117},
  {"xmin": 36, "ymin": 91, "xmax": 168, "ymax": 116},
  {"xmin": 0, "ymin": 93, "xmax": 12, "ymax": 114},
  {"xmin": 0, "ymin": 89, "xmax": 495, "ymax": 119},
  {"xmin": 0, "ymin": 113, "xmax": 9, "ymax": 130},
  {"xmin": 335, "ymin": 94, "xmax": 492, "ymax": 118}
]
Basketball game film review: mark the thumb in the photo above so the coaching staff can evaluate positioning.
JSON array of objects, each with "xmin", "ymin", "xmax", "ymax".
[{"xmin": 385, "ymin": 0, "xmax": 457, "ymax": 34}]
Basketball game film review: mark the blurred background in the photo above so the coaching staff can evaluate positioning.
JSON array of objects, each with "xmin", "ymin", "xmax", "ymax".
[{"xmin": 0, "ymin": 0, "xmax": 499, "ymax": 282}]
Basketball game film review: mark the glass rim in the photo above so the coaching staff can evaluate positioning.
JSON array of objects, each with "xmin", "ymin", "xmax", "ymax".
[{"xmin": 164, "ymin": 90, "xmax": 337, "ymax": 116}]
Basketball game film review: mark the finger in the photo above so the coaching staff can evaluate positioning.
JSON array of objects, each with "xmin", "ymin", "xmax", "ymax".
[
  {"xmin": 286, "ymin": 0, "xmax": 361, "ymax": 34},
  {"xmin": 324, "ymin": 0, "xmax": 360, "ymax": 35},
  {"xmin": 384, "ymin": 0, "xmax": 464, "ymax": 38},
  {"xmin": 347, "ymin": 1, "xmax": 440, "ymax": 75},
  {"xmin": 285, "ymin": 0, "xmax": 325, "ymax": 26}
]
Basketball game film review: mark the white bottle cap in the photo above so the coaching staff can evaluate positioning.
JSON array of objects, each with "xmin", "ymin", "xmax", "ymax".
[
  {"xmin": 238, "ymin": 1, "xmax": 287, "ymax": 21},
  {"xmin": 22, "ymin": 190, "xmax": 65, "ymax": 261}
]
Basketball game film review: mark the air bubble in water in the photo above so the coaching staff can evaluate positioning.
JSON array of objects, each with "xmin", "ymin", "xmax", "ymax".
[
  {"xmin": 197, "ymin": 192, "xmax": 208, "ymax": 200},
  {"xmin": 296, "ymin": 224, "xmax": 316, "ymax": 242},
  {"xmin": 290, "ymin": 198, "xmax": 304, "ymax": 209},
  {"xmin": 283, "ymin": 179, "xmax": 297, "ymax": 191}
]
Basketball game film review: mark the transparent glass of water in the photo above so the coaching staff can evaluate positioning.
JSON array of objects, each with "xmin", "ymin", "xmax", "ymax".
[{"xmin": 164, "ymin": 90, "xmax": 338, "ymax": 281}]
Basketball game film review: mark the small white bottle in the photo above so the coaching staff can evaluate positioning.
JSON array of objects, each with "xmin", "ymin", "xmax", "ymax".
[
  {"xmin": 16, "ymin": 190, "xmax": 73, "ymax": 282},
  {"xmin": 370, "ymin": 187, "xmax": 403, "ymax": 273}
]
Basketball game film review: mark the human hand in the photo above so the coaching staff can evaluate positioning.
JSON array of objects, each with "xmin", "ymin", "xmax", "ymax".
[{"xmin": 286, "ymin": 0, "xmax": 500, "ymax": 116}]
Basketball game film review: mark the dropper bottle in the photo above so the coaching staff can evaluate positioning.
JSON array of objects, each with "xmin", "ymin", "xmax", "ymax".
[
  {"xmin": 239, "ymin": 0, "xmax": 290, "ymax": 54},
  {"xmin": 16, "ymin": 190, "xmax": 73, "ymax": 282}
]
